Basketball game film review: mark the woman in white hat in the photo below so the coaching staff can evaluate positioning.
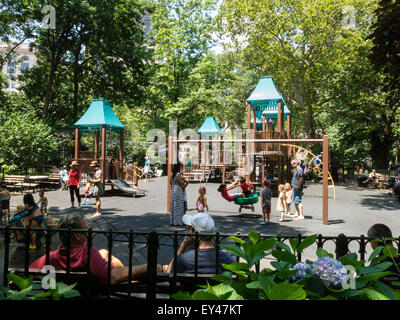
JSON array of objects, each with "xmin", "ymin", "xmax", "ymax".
[{"xmin": 67, "ymin": 161, "xmax": 81, "ymax": 208}]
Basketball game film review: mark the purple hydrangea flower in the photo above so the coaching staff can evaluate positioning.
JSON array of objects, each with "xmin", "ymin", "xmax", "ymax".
[
  {"xmin": 311, "ymin": 257, "xmax": 348, "ymax": 287},
  {"xmin": 290, "ymin": 262, "xmax": 312, "ymax": 281}
]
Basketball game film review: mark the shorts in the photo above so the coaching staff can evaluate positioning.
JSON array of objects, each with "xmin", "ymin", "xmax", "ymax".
[
  {"xmin": 1, "ymin": 199, "xmax": 10, "ymax": 211},
  {"xmin": 262, "ymin": 203, "xmax": 271, "ymax": 215},
  {"xmin": 95, "ymin": 183, "xmax": 104, "ymax": 197},
  {"xmin": 32, "ymin": 215, "xmax": 45, "ymax": 224},
  {"xmin": 243, "ymin": 191, "xmax": 252, "ymax": 198},
  {"xmin": 293, "ymin": 189, "xmax": 303, "ymax": 205}
]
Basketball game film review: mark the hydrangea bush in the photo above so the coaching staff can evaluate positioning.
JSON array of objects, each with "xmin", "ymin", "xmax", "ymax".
[{"xmin": 172, "ymin": 231, "xmax": 400, "ymax": 300}]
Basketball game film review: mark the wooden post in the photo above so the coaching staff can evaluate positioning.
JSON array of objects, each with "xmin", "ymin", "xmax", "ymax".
[
  {"xmin": 222, "ymin": 150, "xmax": 226, "ymax": 184},
  {"xmin": 74, "ymin": 126, "xmax": 80, "ymax": 160},
  {"xmin": 167, "ymin": 136, "xmax": 173, "ymax": 213},
  {"xmin": 261, "ymin": 163, "xmax": 265, "ymax": 184},
  {"xmin": 133, "ymin": 162, "xmax": 137, "ymax": 186},
  {"xmin": 247, "ymin": 102, "xmax": 251, "ymax": 130},
  {"xmin": 277, "ymin": 99, "xmax": 282, "ymax": 184},
  {"xmin": 94, "ymin": 132, "xmax": 99, "ymax": 159},
  {"xmin": 323, "ymin": 135, "xmax": 329, "ymax": 225},
  {"xmin": 287, "ymin": 114, "xmax": 291, "ymax": 139},
  {"xmin": 101, "ymin": 125, "xmax": 106, "ymax": 187},
  {"xmin": 266, "ymin": 119, "xmax": 269, "ymax": 151},
  {"xmin": 253, "ymin": 108, "xmax": 256, "ymax": 140},
  {"xmin": 197, "ymin": 134, "xmax": 201, "ymax": 168},
  {"xmin": 119, "ymin": 128, "xmax": 124, "ymax": 179}
]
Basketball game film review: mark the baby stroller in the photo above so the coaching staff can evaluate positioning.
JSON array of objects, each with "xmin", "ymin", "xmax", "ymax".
[{"xmin": 387, "ymin": 177, "xmax": 400, "ymax": 202}]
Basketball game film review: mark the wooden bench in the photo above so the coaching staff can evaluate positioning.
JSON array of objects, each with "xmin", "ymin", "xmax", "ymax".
[{"xmin": 3, "ymin": 175, "xmax": 39, "ymax": 193}]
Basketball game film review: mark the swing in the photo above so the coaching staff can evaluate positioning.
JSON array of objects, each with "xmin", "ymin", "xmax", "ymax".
[{"xmin": 234, "ymin": 193, "xmax": 259, "ymax": 212}]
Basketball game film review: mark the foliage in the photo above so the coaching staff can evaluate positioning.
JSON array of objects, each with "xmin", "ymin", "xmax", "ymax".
[
  {"xmin": 0, "ymin": 273, "xmax": 81, "ymax": 300},
  {"xmin": 171, "ymin": 231, "xmax": 400, "ymax": 300},
  {"xmin": 0, "ymin": 108, "xmax": 61, "ymax": 168}
]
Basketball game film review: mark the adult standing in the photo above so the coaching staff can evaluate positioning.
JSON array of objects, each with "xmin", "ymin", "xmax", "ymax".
[
  {"xmin": 67, "ymin": 161, "xmax": 81, "ymax": 208},
  {"xmin": 170, "ymin": 162, "xmax": 188, "ymax": 226},
  {"xmin": 290, "ymin": 159, "xmax": 304, "ymax": 220},
  {"xmin": 89, "ymin": 161, "xmax": 103, "ymax": 217},
  {"xmin": 58, "ymin": 166, "xmax": 69, "ymax": 191}
]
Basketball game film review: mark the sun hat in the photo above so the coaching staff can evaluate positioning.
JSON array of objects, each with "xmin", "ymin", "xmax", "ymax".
[
  {"xmin": 182, "ymin": 212, "xmax": 215, "ymax": 233},
  {"xmin": 70, "ymin": 160, "xmax": 80, "ymax": 166},
  {"xmin": 89, "ymin": 160, "xmax": 99, "ymax": 167}
]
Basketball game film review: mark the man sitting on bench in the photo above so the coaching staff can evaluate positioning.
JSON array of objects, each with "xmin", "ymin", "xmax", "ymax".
[{"xmin": 30, "ymin": 213, "xmax": 161, "ymax": 285}]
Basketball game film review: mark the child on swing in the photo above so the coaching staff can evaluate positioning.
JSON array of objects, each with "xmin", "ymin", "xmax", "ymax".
[{"xmin": 217, "ymin": 181, "xmax": 245, "ymax": 202}]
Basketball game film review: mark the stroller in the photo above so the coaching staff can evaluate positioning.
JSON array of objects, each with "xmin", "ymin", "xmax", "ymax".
[{"xmin": 387, "ymin": 177, "xmax": 400, "ymax": 201}]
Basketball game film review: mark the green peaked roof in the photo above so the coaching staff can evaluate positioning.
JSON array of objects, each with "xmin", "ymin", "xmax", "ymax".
[
  {"xmin": 74, "ymin": 99, "xmax": 124, "ymax": 133},
  {"xmin": 197, "ymin": 116, "xmax": 222, "ymax": 137},
  {"xmin": 247, "ymin": 76, "xmax": 289, "ymax": 122}
]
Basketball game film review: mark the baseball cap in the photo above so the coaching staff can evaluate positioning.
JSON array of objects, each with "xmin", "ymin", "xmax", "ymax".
[{"xmin": 182, "ymin": 212, "xmax": 215, "ymax": 233}]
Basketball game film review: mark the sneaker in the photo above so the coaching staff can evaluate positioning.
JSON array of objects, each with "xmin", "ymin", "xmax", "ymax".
[
  {"xmin": 70, "ymin": 204, "xmax": 75, "ymax": 208},
  {"xmin": 278, "ymin": 218, "xmax": 284, "ymax": 222},
  {"xmin": 259, "ymin": 221, "xmax": 268, "ymax": 225},
  {"xmin": 77, "ymin": 204, "xmax": 81, "ymax": 209},
  {"xmin": 295, "ymin": 215, "xmax": 305, "ymax": 220},
  {"xmin": 29, "ymin": 244, "xmax": 36, "ymax": 250},
  {"xmin": 91, "ymin": 212, "xmax": 101, "ymax": 218}
]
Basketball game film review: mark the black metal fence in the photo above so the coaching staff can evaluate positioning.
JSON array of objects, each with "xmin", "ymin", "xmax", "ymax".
[{"xmin": 1, "ymin": 226, "xmax": 399, "ymax": 300}]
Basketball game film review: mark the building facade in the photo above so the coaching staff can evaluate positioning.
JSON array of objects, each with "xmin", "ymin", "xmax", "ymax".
[{"xmin": 0, "ymin": 42, "xmax": 38, "ymax": 92}]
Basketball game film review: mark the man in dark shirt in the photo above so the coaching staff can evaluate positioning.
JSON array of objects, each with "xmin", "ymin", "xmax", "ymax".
[
  {"xmin": 260, "ymin": 179, "xmax": 273, "ymax": 225},
  {"xmin": 163, "ymin": 212, "xmax": 235, "ymax": 274},
  {"xmin": 291, "ymin": 160, "xmax": 304, "ymax": 220}
]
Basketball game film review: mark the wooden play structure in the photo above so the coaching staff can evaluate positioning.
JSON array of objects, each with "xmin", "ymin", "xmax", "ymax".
[
  {"xmin": 73, "ymin": 99, "xmax": 125, "ymax": 187},
  {"xmin": 167, "ymin": 76, "xmax": 332, "ymax": 225}
]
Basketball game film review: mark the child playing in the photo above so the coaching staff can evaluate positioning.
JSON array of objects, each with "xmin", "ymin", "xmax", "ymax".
[
  {"xmin": 82, "ymin": 182, "xmax": 95, "ymax": 205},
  {"xmin": 285, "ymin": 182, "xmax": 293, "ymax": 216},
  {"xmin": 238, "ymin": 177, "xmax": 253, "ymax": 197},
  {"xmin": 38, "ymin": 191, "xmax": 48, "ymax": 217},
  {"xmin": 196, "ymin": 186, "xmax": 209, "ymax": 213},
  {"xmin": 277, "ymin": 184, "xmax": 288, "ymax": 222},
  {"xmin": 0, "ymin": 184, "xmax": 10, "ymax": 223},
  {"xmin": 217, "ymin": 182, "xmax": 244, "ymax": 202},
  {"xmin": 259, "ymin": 179, "xmax": 272, "ymax": 225}
]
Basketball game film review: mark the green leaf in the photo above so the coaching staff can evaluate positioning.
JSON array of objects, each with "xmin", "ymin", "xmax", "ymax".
[
  {"xmin": 355, "ymin": 288, "xmax": 390, "ymax": 300},
  {"xmin": 368, "ymin": 246, "xmax": 384, "ymax": 262},
  {"xmin": 171, "ymin": 291, "xmax": 194, "ymax": 300},
  {"xmin": 252, "ymin": 238, "xmax": 276, "ymax": 256},
  {"xmin": 7, "ymin": 274, "xmax": 33, "ymax": 290},
  {"xmin": 316, "ymin": 248, "xmax": 333, "ymax": 258},
  {"xmin": 373, "ymin": 280, "xmax": 396, "ymax": 300},
  {"xmin": 272, "ymin": 250, "xmax": 297, "ymax": 265},
  {"xmin": 358, "ymin": 262, "xmax": 393, "ymax": 274},
  {"xmin": 221, "ymin": 262, "xmax": 249, "ymax": 272},
  {"xmin": 275, "ymin": 241, "xmax": 291, "ymax": 253},
  {"xmin": 288, "ymin": 238, "xmax": 298, "ymax": 253},
  {"xmin": 248, "ymin": 231, "xmax": 260, "ymax": 245},
  {"xmin": 212, "ymin": 271, "xmax": 233, "ymax": 282},
  {"xmin": 227, "ymin": 236, "xmax": 246, "ymax": 245},
  {"xmin": 63, "ymin": 290, "xmax": 81, "ymax": 299},
  {"xmin": 220, "ymin": 244, "xmax": 246, "ymax": 259},
  {"xmin": 297, "ymin": 235, "xmax": 317, "ymax": 253},
  {"xmin": 8, "ymin": 286, "xmax": 33, "ymax": 300},
  {"xmin": 319, "ymin": 295, "xmax": 338, "ymax": 300},
  {"xmin": 269, "ymin": 282, "xmax": 306, "ymax": 300},
  {"xmin": 358, "ymin": 271, "xmax": 392, "ymax": 282}
]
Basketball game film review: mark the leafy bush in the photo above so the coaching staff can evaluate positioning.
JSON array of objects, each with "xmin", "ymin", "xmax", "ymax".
[
  {"xmin": 0, "ymin": 273, "xmax": 80, "ymax": 300},
  {"xmin": 0, "ymin": 110, "xmax": 61, "ymax": 169},
  {"xmin": 172, "ymin": 231, "xmax": 400, "ymax": 300}
]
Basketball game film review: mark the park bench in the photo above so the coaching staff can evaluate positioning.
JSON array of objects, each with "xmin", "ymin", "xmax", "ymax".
[{"xmin": 3, "ymin": 175, "xmax": 39, "ymax": 193}]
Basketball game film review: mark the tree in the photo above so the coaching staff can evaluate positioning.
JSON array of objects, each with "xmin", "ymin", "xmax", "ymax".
[{"xmin": 218, "ymin": 0, "xmax": 377, "ymax": 138}]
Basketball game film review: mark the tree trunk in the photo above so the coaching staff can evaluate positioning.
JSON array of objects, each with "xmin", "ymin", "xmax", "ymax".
[
  {"xmin": 73, "ymin": 65, "xmax": 79, "ymax": 124},
  {"xmin": 370, "ymin": 130, "xmax": 393, "ymax": 169},
  {"xmin": 43, "ymin": 57, "xmax": 59, "ymax": 119}
]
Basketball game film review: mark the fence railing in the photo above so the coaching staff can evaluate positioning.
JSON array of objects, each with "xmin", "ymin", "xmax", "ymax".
[{"xmin": 1, "ymin": 226, "xmax": 399, "ymax": 300}]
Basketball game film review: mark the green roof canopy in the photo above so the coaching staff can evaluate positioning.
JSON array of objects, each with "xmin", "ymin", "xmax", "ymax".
[
  {"xmin": 246, "ymin": 76, "xmax": 290, "ymax": 121},
  {"xmin": 197, "ymin": 116, "xmax": 222, "ymax": 137},
  {"xmin": 74, "ymin": 99, "xmax": 125, "ymax": 133}
]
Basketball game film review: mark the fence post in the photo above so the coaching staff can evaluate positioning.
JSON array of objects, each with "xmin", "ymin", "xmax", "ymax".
[
  {"xmin": 359, "ymin": 235, "xmax": 366, "ymax": 261},
  {"xmin": 336, "ymin": 233, "xmax": 348, "ymax": 259},
  {"xmin": 3, "ymin": 226, "xmax": 10, "ymax": 287},
  {"xmin": 146, "ymin": 231, "xmax": 159, "ymax": 300}
]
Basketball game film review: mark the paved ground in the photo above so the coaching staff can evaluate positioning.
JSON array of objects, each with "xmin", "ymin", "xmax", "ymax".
[{"xmin": 1, "ymin": 176, "xmax": 399, "ymax": 280}]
